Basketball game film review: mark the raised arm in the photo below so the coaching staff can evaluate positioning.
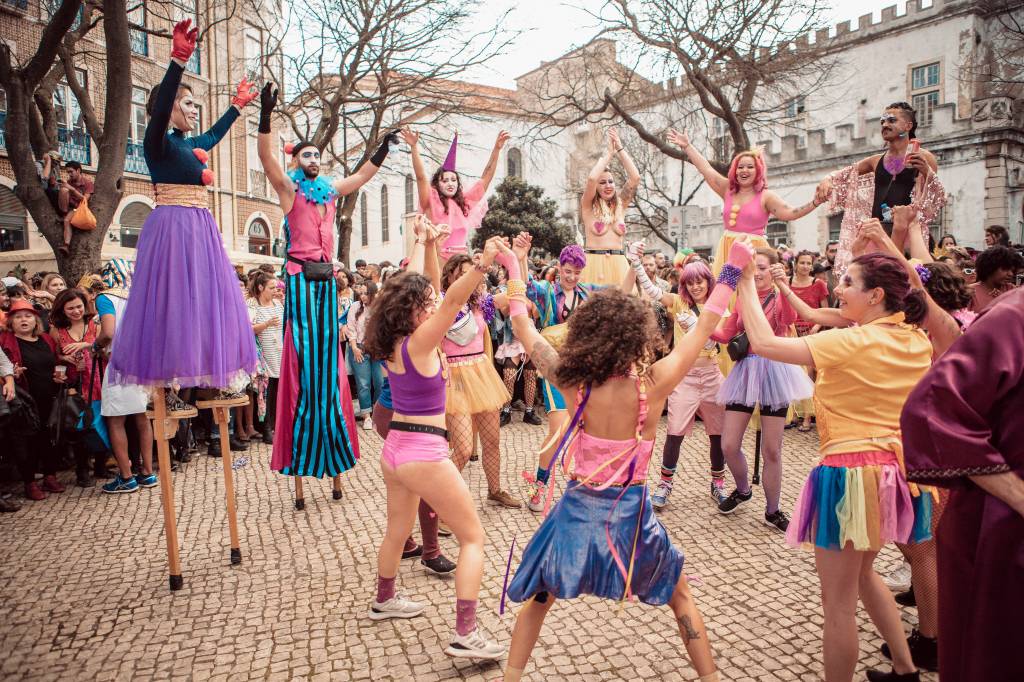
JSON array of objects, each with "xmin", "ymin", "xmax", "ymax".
[
  {"xmin": 402, "ymin": 129, "xmax": 431, "ymax": 213},
  {"xmin": 190, "ymin": 79, "xmax": 254, "ymax": 152},
  {"xmin": 764, "ymin": 190, "xmax": 822, "ymax": 222},
  {"xmin": 582, "ymin": 131, "xmax": 617, "ymax": 208},
  {"xmin": 479, "ymin": 130, "xmax": 510, "ymax": 193},
  {"xmin": 771, "ymin": 263, "xmax": 851, "ymax": 329},
  {"xmin": 332, "ymin": 132, "xmax": 398, "ymax": 197},
  {"xmin": 649, "ymin": 240, "xmax": 754, "ymax": 400},
  {"xmin": 667, "ymin": 128, "xmax": 728, "ymax": 198},
  {"xmin": 256, "ymin": 84, "xmax": 295, "ymax": 209},
  {"xmin": 609, "ymin": 129, "xmax": 640, "ymax": 208},
  {"xmin": 143, "ymin": 20, "xmax": 197, "ymax": 159},
  {"xmin": 737, "ymin": 274, "xmax": 815, "ymax": 366},
  {"xmin": 624, "ymin": 241, "xmax": 674, "ymax": 306},
  {"xmin": 408, "ymin": 236, "xmax": 502, "ymax": 356}
]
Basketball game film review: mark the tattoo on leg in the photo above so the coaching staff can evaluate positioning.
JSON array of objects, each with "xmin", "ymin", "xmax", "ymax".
[{"xmin": 677, "ymin": 614, "xmax": 702, "ymax": 643}]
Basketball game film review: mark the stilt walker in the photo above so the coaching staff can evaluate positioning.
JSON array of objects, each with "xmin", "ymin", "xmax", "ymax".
[
  {"xmin": 105, "ymin": 20, "xmax": 259, "ymax": 590},
  {"xmin": 256, "ymin": 84, "xmax": 398, "ymax": 506}
]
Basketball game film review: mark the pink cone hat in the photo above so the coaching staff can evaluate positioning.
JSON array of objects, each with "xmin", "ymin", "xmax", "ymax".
[{"xmin": 442, "ymin": 132, "xmax": 458, "ymax": 172}]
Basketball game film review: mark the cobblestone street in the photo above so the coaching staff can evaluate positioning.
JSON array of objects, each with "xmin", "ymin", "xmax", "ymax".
[{"xmin": 0, "ymin": 416, "xmax": 936, "ymax": 681}]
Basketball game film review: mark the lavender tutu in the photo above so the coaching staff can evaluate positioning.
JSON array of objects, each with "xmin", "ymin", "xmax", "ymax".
[
  {"xmin": 107, "ymin": 205, "xmax": 257, "ymax": 388},
  {"xmin": 717, "ymin": 354, "xmax": 814, "ymax": 410}
]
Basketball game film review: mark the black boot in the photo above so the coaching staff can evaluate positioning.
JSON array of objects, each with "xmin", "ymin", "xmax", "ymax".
[
  {"xmin": 499, "ymin": 408, "xmax": 511, "ymax": 427},
  {"xmin": 895, "ymin": 586, "xmax": 916, "ymax": 607},
  {"xmin": 229, "ymin": 436, "xmax": 249, "ymax": 452},
  {"xmin": 881, "ymin": 629, "xmax": 938, "ymax": 672},
  {"xmin": 207, "ymin": 438, "xmax": 223, "ymax": 458},
  {"xmin": 262, "ymin": 424, "xmax": 274, "ymax": 445},
  {"xmin": 522, "ymin": 408, "xmax": 543, "ymax": 425}
]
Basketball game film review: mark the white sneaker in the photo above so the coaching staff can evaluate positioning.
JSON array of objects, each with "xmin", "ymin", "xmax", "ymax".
[
  {"xmin": 367, "ymin": 594, "xmax": 425, "ymax": 621},
  {"xmin": 881, "ymin": 561, "xmax": 913, "ymax": 592},
  {"xmin": 650, "ymin": 480, "xmax": 672, "ymax": 510},
  {"xmin": 526, "ymin": 481, "xmax": 546, "ymax": 512},
  {"xmin": 362, "ymin": 417, "xmax": 373, "ymax": 431},
  {"xmin": 444, "ymin": 627, "xmax": 507, "ymax": 660}
]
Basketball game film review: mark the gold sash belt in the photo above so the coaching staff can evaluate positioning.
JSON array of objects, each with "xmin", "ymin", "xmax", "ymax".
[{"xmin": 154, "ymin": 183, "xmax": 209, "ymax": 208}]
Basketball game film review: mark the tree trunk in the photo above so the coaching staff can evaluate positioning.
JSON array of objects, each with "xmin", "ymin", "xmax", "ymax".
[{"xmin": 336, "ymin": 193, "xmax": 357, "ymax": 266}]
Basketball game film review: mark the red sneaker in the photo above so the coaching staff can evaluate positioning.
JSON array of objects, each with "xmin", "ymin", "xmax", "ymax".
[
  {"xmin": 42, "ymin": 475, "xmax": 66, "ymax": 493},
  {"xmin": 25, "ymin": 482, "xmax": 47, "ymax": 501}
]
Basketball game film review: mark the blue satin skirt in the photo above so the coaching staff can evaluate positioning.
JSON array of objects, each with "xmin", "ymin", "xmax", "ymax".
[{"xmin": 507, "ymin": 481, "xmax": 684, "ymax": 606}]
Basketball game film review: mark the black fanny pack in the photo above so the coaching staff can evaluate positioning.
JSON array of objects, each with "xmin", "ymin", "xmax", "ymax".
[{"xmin": 288, "ymin": 256, "xmax": 333, "ymax": 282}]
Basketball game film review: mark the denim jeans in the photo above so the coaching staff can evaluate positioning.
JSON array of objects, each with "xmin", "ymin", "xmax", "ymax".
[{"xmin": 348, "ymin": 346, "xmax": 382, "ymax": 415}]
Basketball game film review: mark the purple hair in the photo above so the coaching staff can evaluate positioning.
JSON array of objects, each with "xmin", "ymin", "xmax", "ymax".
[
  {"xmin": 559, "ymin": 244, "xmax": 586, "ymax": 268},
  {"xmin": 678, "ymin": 260, "xmax": 715, "ymax": 307}
]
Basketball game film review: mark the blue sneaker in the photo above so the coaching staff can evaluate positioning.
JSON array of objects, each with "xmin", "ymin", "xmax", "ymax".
[
  {"xmin": 102, "ymin": 474, "xmax": 139, "ymax": 494},
  {"xmin": 135, "ymin": 473, "xmax": 158, "ymax": 488},
  {"xmin": 651, "ymin": 480, "xmax": 672, "ymax": 510}
]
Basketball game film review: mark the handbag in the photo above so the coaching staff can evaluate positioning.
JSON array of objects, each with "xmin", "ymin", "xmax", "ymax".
[
  {"xmin": 75, "ymin": 353, "xmax": 110, "ymax": 452},
  {"xmin": 69, "ymin": 196, "xmax": 97, "ymax": 230},
  {"xmin": 1, "ymin": 385, "xmax": 41, "ymax": 436},
  {"xmin": 727, "ymin": 292, "xmax": 775, "ymax": 363},
  {"xmin": 288, "ymin": 256, "xmax": 332, "ymax": 282},
  {"xmin": 48, "ymin": 385, "xmax": 87, "ymax": 446}
]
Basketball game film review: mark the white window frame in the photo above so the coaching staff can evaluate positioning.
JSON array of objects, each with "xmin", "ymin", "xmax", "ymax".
[{"xmin": 907, "ymin": 60, "xmax": 942, "ymax": 128}]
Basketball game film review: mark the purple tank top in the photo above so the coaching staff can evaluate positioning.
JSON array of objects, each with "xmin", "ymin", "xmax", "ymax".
[{"xmin": 389, "ymin": 337, "xmax": 446, "ymax": 416}]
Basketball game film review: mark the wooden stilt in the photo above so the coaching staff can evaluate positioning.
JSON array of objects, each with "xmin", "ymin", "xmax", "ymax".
[
  {"xmin": 294, "ymin": 477, "xmax": 305, "ymax": 510},
  {"xmin": 332, "ymin": 475, "xmax": 342, "ymax": 501},
  {"xmin": 197, "ymin": 395, "xmax": 248, "ymax": 564},
  {"xmin": 152, "ymin": 387, "xmax": 184, "ymax": 591}
]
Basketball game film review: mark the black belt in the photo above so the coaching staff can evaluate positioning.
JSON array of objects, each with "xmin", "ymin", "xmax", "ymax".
[
  {"xmin": 584, "ymin": 248, "xmax": 624, "ymax": 256},
  {"xmin": 389, "ymin": 421, "xmax": 448, "ymax": 440}
]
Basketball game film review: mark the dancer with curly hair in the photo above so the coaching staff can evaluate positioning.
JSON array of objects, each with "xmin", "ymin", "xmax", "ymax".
[
  {"xmin": 579, "ymin": 129, "xmax": 640, "ymax": 286},
  {"xmin": 498, "ymin": 235, "xmax": 757, "ymax": 682},
  {"xmin": 362, "ymin": 235, "xmax": 509, "ymax": 659}
]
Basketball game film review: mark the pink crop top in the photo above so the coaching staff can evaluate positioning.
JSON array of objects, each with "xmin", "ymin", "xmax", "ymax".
[
  {"xmin": 569, "ymin": 375, "xmax": 653, "ymax": 486},
  {"xmin": 389, "ymin": 337, "xmax": 446, "ymax": 416},
  {"xmin": 722, "ymin": 190, "xmax": 770, "ymax": 236}
]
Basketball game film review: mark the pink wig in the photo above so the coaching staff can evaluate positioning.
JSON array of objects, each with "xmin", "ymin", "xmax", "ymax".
[
  {"xmin": 727, "ymin": 150, "xmax": 767, "ymax": 194},
  {"xmin": 678, "ymin": 259, "xmax": 715, "ymax": 307}
]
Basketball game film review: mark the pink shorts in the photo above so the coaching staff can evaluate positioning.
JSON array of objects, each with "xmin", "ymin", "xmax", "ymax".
[
  {"xmin": 381, "ymin": 429, "xmax": 450, "ymax": 469},
  {"xmin": 667, "ymin": 364, "xmax": 725, "ymax": 437}
]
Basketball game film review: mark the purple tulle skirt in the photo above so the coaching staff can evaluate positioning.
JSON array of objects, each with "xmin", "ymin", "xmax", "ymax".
[
  {"xmin": 107, "ymin": 205, "xmax": 257, "ymax": 388},
  {"xmin": 717, "ymin": 354, "xmax": 814, "ymax": 410}
]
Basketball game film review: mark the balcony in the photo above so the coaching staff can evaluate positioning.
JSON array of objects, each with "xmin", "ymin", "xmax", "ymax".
[
  {"xmin": 58, "ymin": 126, "xmax": 91, "ymax": 165},
  {"xmin": 125, "ymin": 141, "xmax": 149, "ymax": 175}
]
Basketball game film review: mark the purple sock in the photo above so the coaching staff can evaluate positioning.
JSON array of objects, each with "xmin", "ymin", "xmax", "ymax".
[
  {"xmin": 455, "ymin": 598, "xmax": 477, "ymax": 636},
  {"xmin": 376, "ymin": 575, "xmax": 396, "ymax": 604}
]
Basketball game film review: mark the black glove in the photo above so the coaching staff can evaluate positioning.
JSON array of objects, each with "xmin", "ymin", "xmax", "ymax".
[
  {"xmin": 258, "ymin": 83, "xmax": 277, "ymax": 134},
  {"xmin": 370, "ymin": 130, "xmax": 400, "ymax": 167}
]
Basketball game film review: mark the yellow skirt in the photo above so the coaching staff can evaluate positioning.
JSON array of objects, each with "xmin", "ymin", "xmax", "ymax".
[
  {"xmin": 445, "ymin": 353, "xmax": 510, "ymax": 415},
  {"xmin": 580, "ymin": 252, "xmax": 629, "ymax": 287},
  {"xmin": 711, "ymin": 232, "xmax": 769, "ymax": 276}
]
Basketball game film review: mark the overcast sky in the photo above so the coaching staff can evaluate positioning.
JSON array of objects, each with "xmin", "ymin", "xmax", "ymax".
[{"xmin": 463, "ymin": 0, "xmax": 928, "ymax": 88}]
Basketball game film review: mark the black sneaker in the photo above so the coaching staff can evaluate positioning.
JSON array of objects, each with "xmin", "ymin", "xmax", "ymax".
[
  {"xmin": 499, "ymin": 409, "xmax": 511, "ymax": 427},
  {"xmin": 895, "ymin": 587, "xmax": 916, "ymax": 607},
  {"xmin": 763, "ymin": 510, "xmax": 790, "ymax": 533},
  {"xmin": 881, "ymin": 628, "xmax": 937, "ymax": 672},
  {"xmin": 402, "ymin": 544, "xmax": 423, "ymax": 559},
  {"xmin": 865, "ymin": 669, "xmax": 920, "ymax": 682},
  {"xmin": 207, "ymin": 439, "xmax": 223, "ymax": 457},
  {"xmin": 229, "ymin": 436, "xmax": 249, "ymax": 452},
  {"xmin": 421, "ymin": 554, "xmax": 457, "ymax": 575},
  {"xmin": 522, "ymin": 409, "xmax": 543, "ymax": 426},
  {"xmin": 717, "ymin": 488, "xmax": 753, "ymax": 515}
]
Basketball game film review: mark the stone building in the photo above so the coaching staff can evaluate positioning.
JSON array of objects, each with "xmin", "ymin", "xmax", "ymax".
[{"xmin": 0, "ymin": 0, "xmax": 287, "ymax": 273}]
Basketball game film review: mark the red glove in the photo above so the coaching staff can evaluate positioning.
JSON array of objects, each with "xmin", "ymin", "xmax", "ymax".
[
  {"xmin": 231, "ymin": 79, "xmax": 257, "ymax": 108},
  {"xmin": 171, "ymin": 19, "xmax": 199, "ymax": 63}
]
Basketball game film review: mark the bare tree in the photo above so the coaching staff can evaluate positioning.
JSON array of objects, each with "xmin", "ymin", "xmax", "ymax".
[
  {"xmin": 279, "ymin": 0, "xmax": 516, "ymax": 264},
  {"xmin": 963, "ymin": 0, "xmax": 1024, "ymax": 98}
]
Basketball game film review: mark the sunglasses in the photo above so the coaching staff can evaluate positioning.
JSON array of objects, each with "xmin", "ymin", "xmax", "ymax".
[
  {"xmin": 879, "ymin": 115, "xmax": 900, "ymax": 125},
  {"xmin": 962, "ymin": 268, "xmax": 976, "ymax": 275}
]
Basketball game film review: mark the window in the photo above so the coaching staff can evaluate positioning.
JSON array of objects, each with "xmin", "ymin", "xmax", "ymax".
[
  {"xmin": 247, "ymin": 119, "xmax": 268, "ymax": 197},
  {"xmin": 404, "ymin": 174, "xmax": 414, "ymax": 213},
  {"xmin": 0, "ymin": 185, "xmax": 27, "ymax": 252},
  {"xmin": 248, "ymin": 218, "xmax": 270, "ymax": 255},
  {"xmin": 828, "ymin": 213, "xmax": 843, "ymax": 242},
  {"xmin": 129, "ymin": 2, "xmax": 147, "ymax": 56},
  {"xmin": 172, "ymin": 1, "xmax": 201, "ymax": 73},
  {"xmin": 360, "ymin": 192, "xmax": 368, "ymax": 247},
  {"xmin": 54, "ymin": 68, "xmax": 89, "ymax": 165},
  {"xmin": 711, "ymin": 118, "xmax": 730, "ymax": 164},
  {"xmin": 785, "ymin": 96, "xmax": 806, "ymax": 118},
  {"xmin": 765, "ymin": 220, "xmax": 789, "ymax": 248},
  {"xmin": 243, "ymin": 26, "xmax": 263, "ymax": 80},
  {"xmin": 909, "ymin": 62, "xmax": 941, "ymax": 127},
  {"xmin": 118, "ymin": 201, "xmax": 151, "ymax": 248},
  {"xmin": 380, "ymin": 185, "xmax": 390, "ymax": 243},
  {"xmin": 0, "ymin": 87, "xmax": 7, "ymax": 151},
  {"xmin": 506, "ymin": 147, "xmax": 523, "ymax": 179},
  {"xmin": 130, "ymin": 87, "xmax": 147, "ymax": 143},
  {"xmin": 191, "ymin": 105, "xmax": 203, "ymax": 138}
]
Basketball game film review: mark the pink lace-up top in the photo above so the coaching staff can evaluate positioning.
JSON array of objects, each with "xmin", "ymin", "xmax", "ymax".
[
  {"xmin": 570, "ymin": 374, "xmax": 654, "ymax": 487},
  {"xmin": 722, "ymin": 190, "xmax": 770, "ymax": 236}
]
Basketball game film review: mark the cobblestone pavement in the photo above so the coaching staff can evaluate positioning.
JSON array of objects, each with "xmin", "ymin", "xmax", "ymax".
[{"xmin": 0, "ymin": 415, "xmax": 937, "ymax": 681}]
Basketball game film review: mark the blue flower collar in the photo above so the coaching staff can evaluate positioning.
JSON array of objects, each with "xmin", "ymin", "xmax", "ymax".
[{"xmin": 289, "ymin": 169, "xmax": 337, "ymax": 206}]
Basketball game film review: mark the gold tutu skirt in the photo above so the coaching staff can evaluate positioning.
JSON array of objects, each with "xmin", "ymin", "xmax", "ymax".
[
  {"xmin": 445, "ymin": 353, "xmax": 510, "ymax": 415},
  {"xmin": 711, "ymin": 231, "xmax": 769, "ymax": 276},
  {"xmin": 580, "ymin": 252, "xmax": 629, "ymax": 286}
]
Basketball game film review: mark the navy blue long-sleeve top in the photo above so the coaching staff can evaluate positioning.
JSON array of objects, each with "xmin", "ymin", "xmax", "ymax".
[{"xmin": 144, "ymin": 61, "xmax": 240, "ymax": 184}]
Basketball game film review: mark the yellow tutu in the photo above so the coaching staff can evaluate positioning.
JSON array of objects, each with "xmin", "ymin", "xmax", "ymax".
[
  {"xmin": 444, "ymin": 353, "xmax": 510, "ymax": 415},
  {"xmin": 580, "ymin": 252, "xmax": 629, "ymax": 286}
]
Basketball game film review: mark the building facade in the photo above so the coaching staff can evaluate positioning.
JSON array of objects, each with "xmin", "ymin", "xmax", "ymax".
[{"xmin": 0, "ymin": 0, "xmax": 288, "ymax": 273}]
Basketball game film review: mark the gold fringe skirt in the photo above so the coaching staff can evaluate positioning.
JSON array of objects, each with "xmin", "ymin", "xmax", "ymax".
[{"xmin": 444, "ymin": 352, "xmax": 510, "ymax": 415}]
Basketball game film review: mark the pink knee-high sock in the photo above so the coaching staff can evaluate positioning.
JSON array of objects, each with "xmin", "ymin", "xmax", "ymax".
[
  {"xmin": 455, "ymin": 598, "xmax": 477, "ymax": 636},
  {"xmin": 376, "ymin": 575, "xmax": 396, "ymax": 603}
]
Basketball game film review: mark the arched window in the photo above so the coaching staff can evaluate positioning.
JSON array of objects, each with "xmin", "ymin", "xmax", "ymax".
[
  {"xmin": 404, "ymin": 174, "xmax": 414, "ymax": 214},
  {"xmin": 248, "ymin": 217, "xmax": 270, "ymax": 255},
  {"xmin": 381, "ymin": 185, "xmax": 390, "ymax": 243},
  {"xmin": 765, "ymin": 220, "xmax": 789, "ymax": 248},
  {"xmin": 0, "ymin": 185, "xmax": 27, "ymax": 252},
  {"xmin": 506, "ymin": 147, "xmax": 522, "ymax": 179},
  {"xmin": 360, "ymin": 191, "xmax": 368, "ymax": 247},
  {"xmin": 119, "ymin": 201, "xmax": 152, "ymax": 248}
]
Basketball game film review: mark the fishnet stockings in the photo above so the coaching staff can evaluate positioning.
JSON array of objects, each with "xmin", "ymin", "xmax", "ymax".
[
  {"xmin": 448, "ymin": 411, "xmax": 505, "ymax": 494},
  {"xmin": 522, "ymin": 367, "xmax": 537, "ymax": 408},
  {"xmin": 895, "ymin": 488, "xmax": 948, "ymax": 638},
  {"xmin": 501, "ymin": 365, "xmax": 517, "ymax": 408}
]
